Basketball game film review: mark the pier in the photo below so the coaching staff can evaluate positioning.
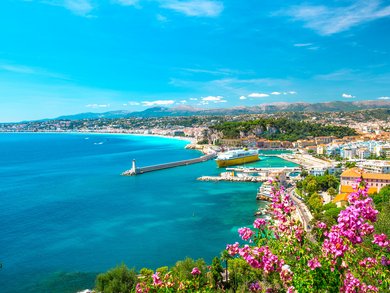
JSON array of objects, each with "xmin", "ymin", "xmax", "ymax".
[
  {"xmin": 122, "ymin": 153, "xmax": 216, "ymax": 176},
  {"xmin": 225, "ymin": 166, "xmax": 301, "ymax": 173}
]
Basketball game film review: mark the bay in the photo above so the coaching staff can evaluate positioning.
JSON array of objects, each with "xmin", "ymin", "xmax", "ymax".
[{"xmin": 0, "ymin": 133, "xmax": 296, "ymax": 292}]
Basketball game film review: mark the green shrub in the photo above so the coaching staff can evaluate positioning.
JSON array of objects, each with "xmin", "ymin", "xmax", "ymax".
[{"xmin": 95, "ymin": 264, "xmax": 137, "ymax": 293}]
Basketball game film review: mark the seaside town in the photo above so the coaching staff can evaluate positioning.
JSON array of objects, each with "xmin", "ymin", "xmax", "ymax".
[
  {"xmin": 2, "ymin": 0, "xmax": 390, "ymax": 291},
  {"xmin": 2, "ymin": 109, "xmax": 390, "ymax": 231}
]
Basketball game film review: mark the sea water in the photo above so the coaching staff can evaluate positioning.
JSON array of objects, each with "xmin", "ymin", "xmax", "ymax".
[{"xmin": 0, "ymin": 133, "xmax": 296, "ymax": 292}]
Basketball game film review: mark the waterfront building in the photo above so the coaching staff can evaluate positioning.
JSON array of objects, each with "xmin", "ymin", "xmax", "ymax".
[
  {"xmin": 342, "ymin": 147, "xmax": 355, "ymax": 159},
  {"xmin": 333, "ymin": 185, "xmax": 378, "ymax": 208},
  {"xmin": 380, "ymin": 144, "xmax": 390, "ymax": 158},
  {"xmin": 326, "ymin": 145, "xmax": 341, "ymax": 156},
  {"xmin": 256, "ymin": 139, "xmax": 285, "ymax": 149},
  {"xmin": 296, "ymin": 139, "xmax": 316, "ymax": 148},
  {"xmin": 356, "ymin": 148, "xmax": 370, "ymax": 159},
  {"xmin": 360, "ymin": 160, "xmax": 390, "ymax": 174},
  {"xmin": 340, "ymin": 168, "xmax": 390, "ymax": 193},
  {"xmin": 315, "ymin": 136, "xmax": 335, "ymax": 145},
  {"xmin": 317, "ymin": 144, "xmax": 326, "ymax": 155}
]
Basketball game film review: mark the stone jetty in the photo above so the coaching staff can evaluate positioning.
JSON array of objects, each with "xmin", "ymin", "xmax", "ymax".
[
  {"xmin": 122, "ymin": 153, "xmax": 216, "ymax": 176},
  {"xmin": 197, "ymin": 175, "xmax": 267, "ymax": 182}
]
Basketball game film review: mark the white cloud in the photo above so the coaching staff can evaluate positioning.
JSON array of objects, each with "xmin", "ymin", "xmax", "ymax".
[
  {"xmin": 161, "ymin": 0, "xmax": 223, "ymax": 17},
  {"xmin": 284, "ymin": 0, "xmax": 390, "ymax": 35},
  {"xmin": 141, "ymin": 100, "xmax": 175, "ymax": 106},
  {"xmin": 239, "ymin": 96, "xmax": 247, "ymax": 100},
  {"xmin": 86, "ymin": 104, "xmax": 110, "ymax": 108},
  {"xmin": 378, "ymin": 96, "xmax": 390, "ymax": 100},
  {"xmin": 44, "ymin": 0, "xmax": 94, "ymax": 16},
  {"xmin": 293, "ymin": 43, "xmax": 313, "ymax": 47},
  {"xmin": 128, "ymin": 101, "xmax": 141, "ymax": 106},
  {"xmin": 342, "ymin": 93, "xmax": 355, "ymax": 98},
  {"xmin": 157, "ymin": 14, "xmax": 168, "ymax": 22},
  {"xmin": 288, "ymin": 91, "xmax": 297, "ymax": 94},
  {"xmin": 248, "ymin": 93, "xmax": 269, "ymax": 98},
  {"xmin": 201, "ymin": 95, "xmax": 226, "ymax": 103},
  {"xmin": 180, "ymin": 100, "xmax": 187, "ymax": 103},
  {"xmin": 189, "ymin": 98, "xmax": 198, "ymax": 101},
  {"xmin": 114, "ymin": 0, "xmax": 139, "ymax": 6},
  {"xmin": 0, "ymin": 63, "xmax": 68, "ymax": 79},
  {"xmin": 271, "ymin": 91, "xmax": 281, "ymax": 95},
  {"xmin": 1, "ymin": 64, "xmax": 36, "ymax": 74}
]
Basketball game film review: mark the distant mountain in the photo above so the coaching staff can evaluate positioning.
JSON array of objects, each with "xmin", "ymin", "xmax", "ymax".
[
  {"xmin": 55, "ymin": 110, "xmax": 132, "ymax": 120},
  {"xmin": 51, "ymin": 100, "xmax": 390, "ymax": 120}
]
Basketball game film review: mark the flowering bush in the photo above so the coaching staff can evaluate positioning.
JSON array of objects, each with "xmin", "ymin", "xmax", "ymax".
[
  {"xmin": 226, "ymin": 183, "xmax": 390, "ymax": 292},
  {"xmin": 110, "ymin": 181, "xmax": 389, "ymax": 292}
]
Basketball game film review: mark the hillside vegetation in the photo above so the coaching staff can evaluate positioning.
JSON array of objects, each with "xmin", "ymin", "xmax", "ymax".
[{"xmin": 211, "ymin": 118, "xmax": 357, "ymax": 141}]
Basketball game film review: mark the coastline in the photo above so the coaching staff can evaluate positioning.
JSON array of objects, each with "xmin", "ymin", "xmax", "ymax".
[
  {"xmin": 0, "ymin": 131, "xmax": 219, "ymax": 156},
  {"xmin": 0, "ymin": 130, "xmax": 196, "ymax": 144}
]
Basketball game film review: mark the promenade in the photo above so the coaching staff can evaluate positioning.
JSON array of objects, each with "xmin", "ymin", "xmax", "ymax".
[{"xmin": 276, "ymin": 153, "xmax": 330, "ymax": 169}]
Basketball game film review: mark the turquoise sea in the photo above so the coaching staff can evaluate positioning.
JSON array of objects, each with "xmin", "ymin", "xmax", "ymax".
[{"xmin": 0, "ymin": 133, "xmax": 297, "ymax": 293}]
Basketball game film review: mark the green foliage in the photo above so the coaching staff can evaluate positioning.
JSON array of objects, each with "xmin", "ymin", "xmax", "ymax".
[
  {"xmin": 324, "ymin": 207, "xmax": 343, "ymax": 221},
  {"xmin": 139, "ymin": 268, "xmax": 153, "ymax": 278},
  {"xmin": 227, "ymin": 258, "xmax": 266, "ymax": 292},
  {"xmin": 211, "ymin": 118, "xmax": 357, "ymax": 141},
  {"xmin": 372, "ymin": 185, "xmax": 390, "ymax": 210},
  {"xmin": 171, "ymin": 257, "xmax": 207, "ymax": 284},
  {"xmin": 345, "ymin": 161, "xmax": 357, "ymax": 168},
  {"xmin": 298, "ymin": 174, "xmax": 339, "ymax": 196},
  {"xmin": 300, "ymin": 169, "xmax": 309, "ymax": 178},
  {"xmin": 210, "ymin": 257, "xmax": 223, "ymax": 289},
  {"xmin": 322, "ymin": 202, "xmax": 337, "ymax": 211},
  {"xmin": 308, "ymin": 192, "xmax": 323, "ymax": 213},
  {"xmin": 374, "ymin": 202, "xmax": 390, "ymax": 237},
  {"xmin": 156, "ymin": 266, "xmax": 169, "ymax": 275},
  {"xmin": 327, "ymin": 187, "xmax": 337, "ymax": 198},
  {"xmin": 95, "ymin": 264, "xmax": 137, "ymax": 293}
]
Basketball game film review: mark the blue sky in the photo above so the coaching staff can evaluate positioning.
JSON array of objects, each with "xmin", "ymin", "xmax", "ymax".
[{"xmin": 0, "ymin": 0, "xmax": 390, "ymax": 121}]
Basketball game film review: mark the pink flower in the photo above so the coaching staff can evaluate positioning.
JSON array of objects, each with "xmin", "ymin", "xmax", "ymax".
[
  {"xmin": 287, "ymin": 286, "xmax": 295, "ymax": 293},
  {"xmin": 238, "ymin": 227, "xmax": 254, "ymax": 241},
  {"xmin": 191, "ymin": 267, "xmax": 201, "ymax": 276},
  {"xmin": 248, "ymin": 281, "xmax": 262, "ymax": 292},
  {"xmin": 226, "ymin": 242, "xmax": 240, "ymax": 256},
  {"xmin": 136, "ymin": 283, "xmax": 149, "ymax": 293},
  {"xmin": 317, "ymin": 222, "xmax": 327, "ymax": 229},
  {"xmin": 253, "ymin": 218, "xmax": 267, "ymax": 229},
  {"xmin": 152, "ymin": 272, "xmax": 162, "ymax": 287},
  {"xmin": 359, "ymin": 257, "xmax": 378, "ymax": 268},
  {"xmin": 341, "ymin": 272, "xmax": 378, "ymax": 293},
  {"xmin": 372, "ymin": 233, "xmax": 389, "ymax": 248},
  {"xmin": 307, "ymin": 258, "xmax": 321, "ymax": 270}
]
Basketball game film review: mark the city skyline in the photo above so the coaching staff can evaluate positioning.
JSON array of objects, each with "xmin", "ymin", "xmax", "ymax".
[{"xmin": 0, "ymin": 0, "xmax": 390, "ymax": 121}]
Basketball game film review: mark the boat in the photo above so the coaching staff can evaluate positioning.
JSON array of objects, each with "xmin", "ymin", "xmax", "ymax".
[{"xmin": 215, "ymin": 149, "xmax": 260, "ymax": 167}]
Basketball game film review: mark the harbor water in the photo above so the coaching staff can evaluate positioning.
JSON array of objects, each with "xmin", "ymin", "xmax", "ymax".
[{"xmin": 0, "ymin": 133, "xmax": 296, "ymax": 292}]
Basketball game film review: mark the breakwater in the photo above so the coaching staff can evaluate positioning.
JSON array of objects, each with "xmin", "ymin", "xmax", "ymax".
[
  {"xmin": 197, "ymin": 175, "xmax": 266, "ymax": 182},
  {"xmin": 122, "ymin": 153, "xmax": 217, "ymax": 175}
]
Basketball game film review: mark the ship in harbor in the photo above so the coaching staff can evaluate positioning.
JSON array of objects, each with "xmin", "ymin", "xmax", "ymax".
[{"xmin": 215, "ymin": 149, "xmax": 260, "ymax": 167}]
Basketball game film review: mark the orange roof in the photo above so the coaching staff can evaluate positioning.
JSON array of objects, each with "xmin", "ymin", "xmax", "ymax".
[
  {"xmin": 341, "ymin": 168, "xmax": 390, "ymax": 180},
  {"xmin": 333, "ymin": 193, "xmax": 348, "ymax": 203},
  {"xmin": 340, "ymin": 185, "xmax": 377, "ymax": 194}
]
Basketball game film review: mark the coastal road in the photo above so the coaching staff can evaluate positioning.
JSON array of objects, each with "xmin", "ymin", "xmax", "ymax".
[{"xmin": 288, "ymin": 187, "xmax": 314, "ymax": 232}]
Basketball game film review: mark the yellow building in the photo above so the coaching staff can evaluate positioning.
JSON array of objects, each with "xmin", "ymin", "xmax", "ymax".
[
  {"xmin": 333, "ymin": 185, "xmax": 377, "ymax": 207},
  {"xmin": 340, "ymin": 168, "xmax": 390, "ymax": 193}
]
